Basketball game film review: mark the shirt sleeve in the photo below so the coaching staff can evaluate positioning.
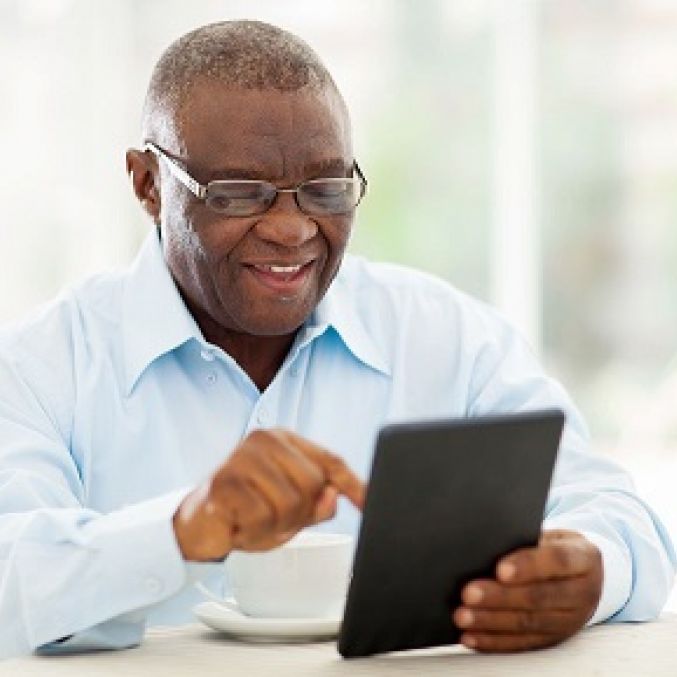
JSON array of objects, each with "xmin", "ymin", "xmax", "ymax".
[
  {"xmin": 0, "ymin": 347, "xmax": 192, "ymax": 658},
  {"xmin": 466, "ymin": 311, "xmax": 677, "ymax": 623}
]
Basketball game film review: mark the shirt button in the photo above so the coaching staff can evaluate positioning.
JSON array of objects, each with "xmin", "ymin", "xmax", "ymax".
[
  {"xmin": 290, "ymin": 366, "xmax": 300, "ymax": 378},
  {"xmin": 145, "ymin": 577, "xmax": 163, "ymax": 597},
  {"xmin": 200, "ymin": 349, "xmax": 215, "ymax": 362},
  {"xmin": 256, "ymin": 409, "xmax": 268, "ymax": 425},
  {"xmin": 206, "ymin": 372, "xmax": 217, "ymax": 385}
]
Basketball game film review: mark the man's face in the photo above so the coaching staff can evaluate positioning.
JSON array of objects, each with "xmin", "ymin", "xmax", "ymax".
[{"xmin": 156, "ymin": 82, "xmax": 354, "ymax": 338}]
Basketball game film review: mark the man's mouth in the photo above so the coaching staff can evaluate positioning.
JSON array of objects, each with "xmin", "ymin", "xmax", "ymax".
[{"xmin": 244, "ymin": 260, "xmax": 316, "ymax": 294}]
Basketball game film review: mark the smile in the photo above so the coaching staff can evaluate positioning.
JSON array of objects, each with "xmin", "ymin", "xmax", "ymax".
[
  {"xmin": 245, "ymin": 260, "xmax": 315, "ymax": 294},
  {"xmin": 255, "ymin": 264, "xmax": 304, "ymax": 275}
]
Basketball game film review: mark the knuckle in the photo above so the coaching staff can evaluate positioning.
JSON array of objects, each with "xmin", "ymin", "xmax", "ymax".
[
  {"xmin": 305, "ymin": 456, "xmax": 326, "ymax": 480},
  {"xmin": 322, "ymin": 451, "xmax": 346, "ymax": 477},
  {"xmin": 290, "ymin": 457, "xmax": 323, "ymax": 489},
  {"xmin": 226, "ymin": 449, "xmax": 253, "ymax": 472},
  {"xmin": 321, "ymin": 450, "xmax": 343, "ymax": 472},
  {"xmin": 552, "ymin": 544, "xmax": 571, "ymax": 569},
  {"xmin": 306, "ymin": 469, "xmax": 327, "ymax": 496},
  {"xmin": 278, "ymin": 491, "xmax": 304, "ymax": 518},
  {"xmin": 475, "ymin": 581, "xmax": 498, "ymax": 605},
  {"xmin": 213, "ymin": 472, "xmax": 243, "ymax": 498},
  {"xmin": 244, "ymin": 499, "xmax": 274, "ymax": 530},
  {"xmin": 584, "ymin": 580, "xmax": 602, "ymax": 608},
  {"xmin": 516, "ymin": 610, "xmax": 538, "ymax": 633},
  {"xmin": 526, "ymin": 585, "xmax": 546, "ymax": 608},
  {"xmin": 510, "ymin": 550, "xmax": 533, "ymax": 576}
]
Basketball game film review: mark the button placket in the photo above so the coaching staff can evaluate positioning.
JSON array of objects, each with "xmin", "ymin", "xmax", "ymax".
[
  {"xmin": 287, "ymin": 344, "xmax": 309, "ymax": 379},
  {"xmin": 198, "ymin": 346, "xmax": 219, "ymax": 386}
]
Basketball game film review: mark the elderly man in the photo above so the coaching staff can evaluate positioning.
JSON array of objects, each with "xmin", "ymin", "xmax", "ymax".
[{"xmin": 0, "ymin": 20, "xmax": 673, "ymax": 658}]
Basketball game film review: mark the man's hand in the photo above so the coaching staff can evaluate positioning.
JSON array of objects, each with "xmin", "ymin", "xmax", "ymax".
[
  {"xmin": 172, "ymin": 428, "xmax": 365, "ymax": 561},
  {"xmin": 453, "ymin": 530, "xmax": 603, "ymax": 652}
]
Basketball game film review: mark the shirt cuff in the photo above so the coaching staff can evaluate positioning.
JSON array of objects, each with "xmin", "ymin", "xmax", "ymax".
[
  {"xmin": 575, "ymin": 529, "xmax": 632, "ymax": 625},
  {"xmin": 84, "ymin": 486, "xmax": 193, "ymax": 603},
  {"xmin": 33, "ymin": 487, "xmax": 192, "ymax": 649}
]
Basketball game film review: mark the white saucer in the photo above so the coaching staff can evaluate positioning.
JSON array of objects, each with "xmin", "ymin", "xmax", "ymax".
[{"xmin": 193, "ymin": 599, "xmax": 341, "ymax": 642}]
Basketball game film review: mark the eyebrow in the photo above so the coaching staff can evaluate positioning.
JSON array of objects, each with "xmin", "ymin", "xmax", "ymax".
[
  {"xmin": 305, "ymin": 158, "xmax": 351, "ymax": 178},
  {"xmin": 204, "ymin": 158, "xmax": 351, "ymax": 183}
]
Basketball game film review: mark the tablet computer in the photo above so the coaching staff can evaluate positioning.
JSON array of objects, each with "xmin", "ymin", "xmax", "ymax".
[{"xmin": 337, "ymin": 408, "xmax": 565, "ymax": 658}]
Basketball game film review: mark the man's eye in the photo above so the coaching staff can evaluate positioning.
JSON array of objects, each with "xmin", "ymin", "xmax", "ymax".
[
  {"xmin": 305, "ymin": 182, "xmax": 349, "ymax": 198},
  {"xmin": 208, "ymin": 195, "xmax": 231, "ymax": 211}
]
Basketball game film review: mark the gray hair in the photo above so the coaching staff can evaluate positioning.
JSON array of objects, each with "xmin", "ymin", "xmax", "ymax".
[{"xmin": 142, "ymin": 20, "xmax": 342, "ymax": 141}]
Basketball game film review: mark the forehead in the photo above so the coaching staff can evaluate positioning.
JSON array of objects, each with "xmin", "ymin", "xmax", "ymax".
[{"xmin": 173, "ymin": 82, "xmax": 351, "ymax": 178}]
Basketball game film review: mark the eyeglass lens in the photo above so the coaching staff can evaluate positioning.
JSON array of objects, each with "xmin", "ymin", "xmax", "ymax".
[{"xmin": 205, "ymin": 178, "xmax": 363, "ymax": 216}]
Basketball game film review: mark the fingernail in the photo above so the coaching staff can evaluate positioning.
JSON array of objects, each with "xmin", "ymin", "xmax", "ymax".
[
  {"xmin": 455, "ymin": 609, "xmax": 474, "ymax": 627},
  {"xmin": 465, "ymin": 585, "xmax": 483, "ymax": 604},
  {"xmin": 463, "ymin": 634, "xmax": 477, "ymax": 648},
  {"xmin": 498, "ymin": 562, "xmax": 516, "ymax": 581}
]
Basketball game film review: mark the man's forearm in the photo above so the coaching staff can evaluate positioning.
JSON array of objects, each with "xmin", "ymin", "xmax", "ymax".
[{"xmin": 0, "ymin": 488, "xmax": 189, "ymax": 657}]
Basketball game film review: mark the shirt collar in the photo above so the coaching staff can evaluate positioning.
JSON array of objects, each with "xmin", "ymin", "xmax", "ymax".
[
  {"xmin": 122, "ymin": 232, "xmax": 202, "ymax": 395},
  {"xmin": 309, "ymin": 261, "xmax": 391, "ymax": 377},
  {"xmin": 122, "ymin": 236, "xmax": 391, "ymax": 394}
]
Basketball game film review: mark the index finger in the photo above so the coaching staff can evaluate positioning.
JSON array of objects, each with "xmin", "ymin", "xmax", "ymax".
[
  {"xmin": 496, "ymin": 539, "xmax": 595, "ymax": 584},
  {"xmin": 271, "ymin": 429, "xmax": 366, "ymax": 509}
]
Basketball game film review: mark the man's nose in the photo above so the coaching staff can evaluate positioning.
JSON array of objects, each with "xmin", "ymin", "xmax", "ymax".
[{"xmin": 252, "ymin": 191, "xmax": 318, "ymax": 247}]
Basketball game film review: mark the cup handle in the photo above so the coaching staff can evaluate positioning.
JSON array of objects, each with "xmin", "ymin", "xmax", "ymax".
[{"xmin": 194, "ymin": 582, "xmax": 240, "ymax": 614}]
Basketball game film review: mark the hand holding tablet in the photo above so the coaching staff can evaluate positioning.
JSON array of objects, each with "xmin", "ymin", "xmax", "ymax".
[
  {"xmin": 339, "ymin": 409, "xmax": 582, "ymax": 657},
  {"xmin": 455, "ymin": 528, "xmax": 603, "ymax": 652}
]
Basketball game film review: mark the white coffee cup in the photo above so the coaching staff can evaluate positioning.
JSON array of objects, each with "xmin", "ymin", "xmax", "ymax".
[{"xmin": 225, "ymin": 531, "xmax": 354, "ymax": 619}]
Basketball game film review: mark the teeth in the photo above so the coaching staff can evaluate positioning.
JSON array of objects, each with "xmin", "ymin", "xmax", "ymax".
[{"xmin": 265, "ymin": 264, "xmax": 302, "ymax": 274}]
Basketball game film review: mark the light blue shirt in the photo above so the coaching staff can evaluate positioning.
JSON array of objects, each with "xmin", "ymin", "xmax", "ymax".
[{"xmin": 0, "ymin": 232, "xmax": 674, "ymax": 657}]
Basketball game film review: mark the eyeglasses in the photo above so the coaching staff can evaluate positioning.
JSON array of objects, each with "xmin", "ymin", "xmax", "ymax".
[{"xmin": 144, "ymin": 142, "xmax": 367, "ymax": 217}]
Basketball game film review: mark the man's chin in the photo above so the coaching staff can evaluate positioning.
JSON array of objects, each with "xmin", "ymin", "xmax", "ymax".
[{"xmin": 234, "ymin": 306, "xmax": 312, "ymax": 338}]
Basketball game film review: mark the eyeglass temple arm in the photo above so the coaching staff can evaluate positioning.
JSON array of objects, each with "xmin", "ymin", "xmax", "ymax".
[
  {"xmin": 353, "ymin": 161, "xmax": 367, "ymax": 189},
  {"xmin": 144, "ymin": 142, "xmax": 207, "ymax": 199}
]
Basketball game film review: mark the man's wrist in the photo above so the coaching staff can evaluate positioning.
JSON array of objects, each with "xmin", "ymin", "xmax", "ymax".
[
  {"xmin": 542, "ymin": 524, "xmax": 632, "ymax": 624},
  {"xmin": 172, "ymin": 488, "xmax": 233, "ymax": 562}
]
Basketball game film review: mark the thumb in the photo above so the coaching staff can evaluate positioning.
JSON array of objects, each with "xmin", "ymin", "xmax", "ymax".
[{"xmin": 311, "ymin": 486, "xmax": 339, "ymax": 524}]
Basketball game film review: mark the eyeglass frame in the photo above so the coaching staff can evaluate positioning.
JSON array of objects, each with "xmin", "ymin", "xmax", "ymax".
[{"xmin": 143, "ymin": 141, "xmax": 367, "ymax": 216}]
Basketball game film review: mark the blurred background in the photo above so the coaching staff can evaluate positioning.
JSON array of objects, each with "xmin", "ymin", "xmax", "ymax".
[{"xmin": 1, "ymin": 0, "xmax": 676, "ymax": 605}]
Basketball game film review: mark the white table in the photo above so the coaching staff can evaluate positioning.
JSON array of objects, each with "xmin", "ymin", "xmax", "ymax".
[{"xmin": 5, "ymin": 614, "xmax": 677, "ymax": 676}]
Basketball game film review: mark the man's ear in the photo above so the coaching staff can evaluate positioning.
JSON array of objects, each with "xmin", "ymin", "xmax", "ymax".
[{"xmin": 126, "ymin": 149, "xmax": 161, "ymax": 226}]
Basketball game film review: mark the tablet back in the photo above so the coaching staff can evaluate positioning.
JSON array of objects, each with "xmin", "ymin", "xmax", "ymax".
[{"xmin": 338, "ymin": 409, "xmax": 565, "ymax": 658}]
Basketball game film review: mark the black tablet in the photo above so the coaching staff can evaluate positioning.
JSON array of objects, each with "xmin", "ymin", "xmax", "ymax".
[{"xmin": 338, "ymin": 408, "xmax": 565, "ymax": 658}]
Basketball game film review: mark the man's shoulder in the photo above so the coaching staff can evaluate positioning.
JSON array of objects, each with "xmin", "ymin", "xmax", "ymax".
[
  {"xmin": 336, "ymin": 254, "xmax": 503, "ymax": 328},
  {"xmin": 0, "ymin": 269, "xmax": 127, "ymax": 437},
  {"xmin": 329, "ymin": 255, "xmax": 530, "ymax": 374},
  {"xmin": 0, "ymin": 268, "xmax": 127, "ymax": 365}
]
